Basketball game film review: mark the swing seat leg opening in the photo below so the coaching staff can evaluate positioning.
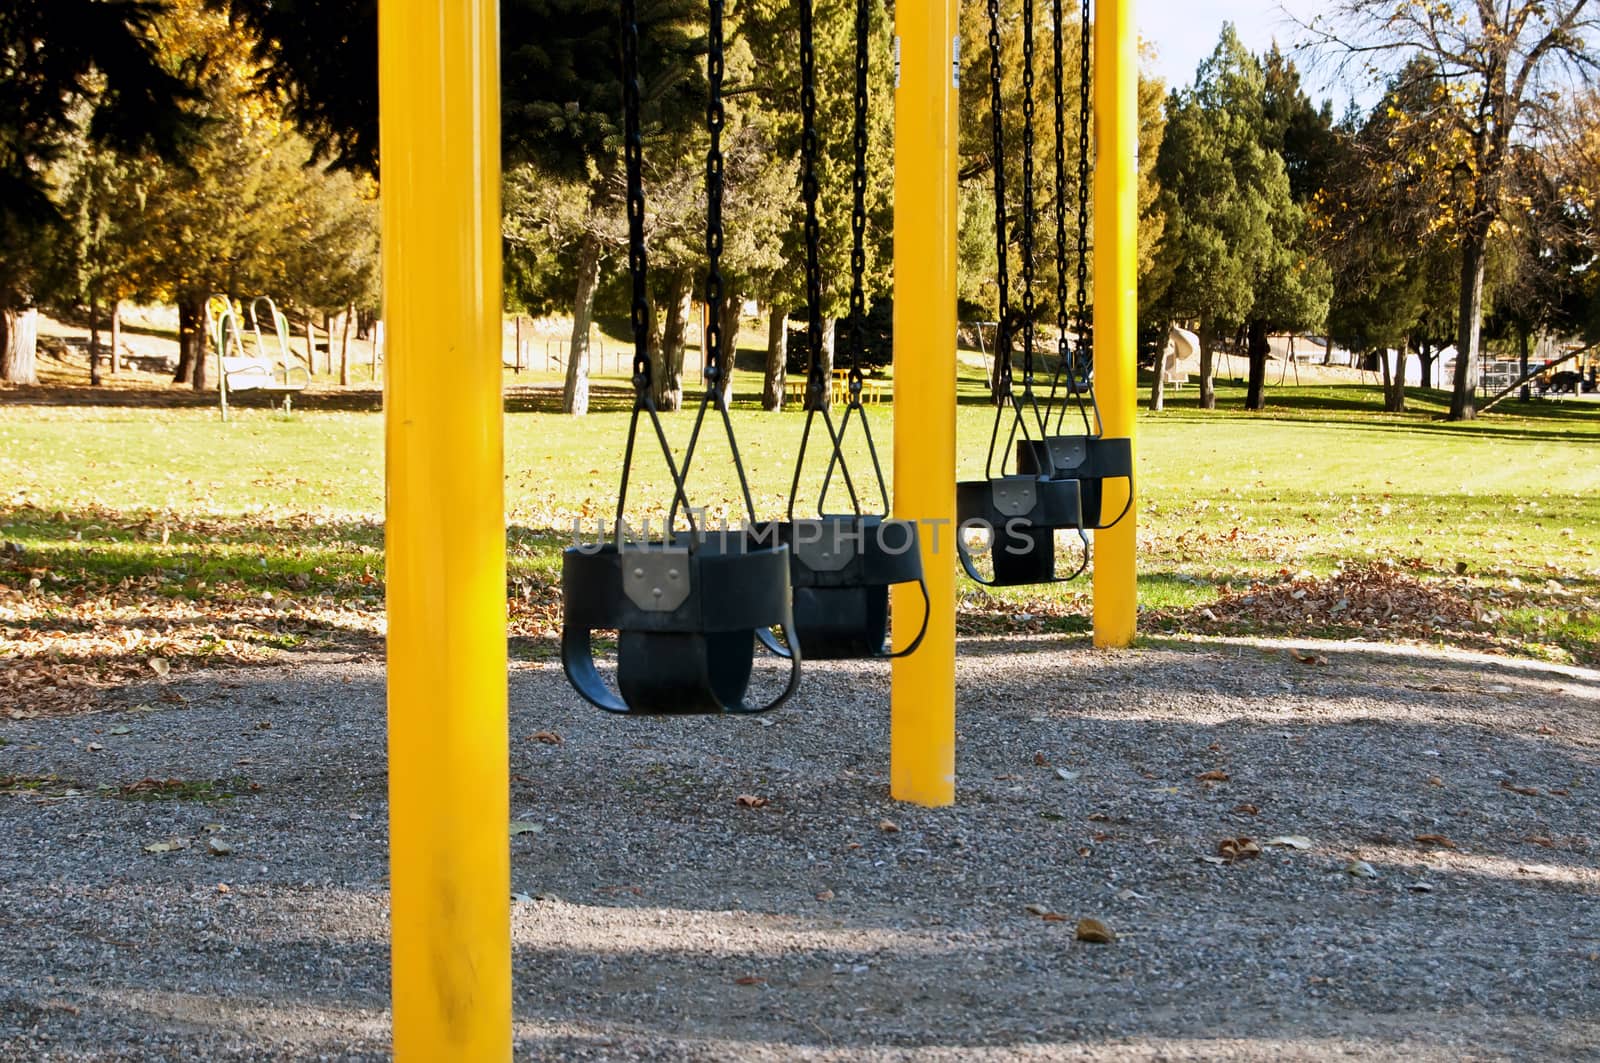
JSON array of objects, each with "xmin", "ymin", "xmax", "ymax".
[{"xmin": 618, "ymin": 631, "xmax": 757, "ymax": 714}]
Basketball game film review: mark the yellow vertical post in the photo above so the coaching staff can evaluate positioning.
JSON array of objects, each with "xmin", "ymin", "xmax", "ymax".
[
  {"xmin": 891, "ymin": 0, "xmax": 959, "ymax": 806},
  {"xmin": 1091, "ymin": 0, "xmax": 1138, "ymax": 647},
  {"xmin": 380, "ymin": 0, "xmax": 510, "ymax": 1057}
]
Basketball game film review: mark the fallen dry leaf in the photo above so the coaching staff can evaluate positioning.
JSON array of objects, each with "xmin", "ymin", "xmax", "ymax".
[
  {"xmin": 815, "ymin": 889, "xmax": 834, "ymax": 902},
  {"xmin": 530, "ymin": 731, "xmax": 563, "ymax": 745},
  {"xmin": 1500, "ymin": 781, "xmax": 1541, "ymax": 797},
  {"xmin": 736, "ymin": 794, "xmax": 769, "ymax": 809},
  {"xmin": 1023, "ymin": 903, "xmax": 1054, "ymax": 917},
  {"xmin": 1413, "ymin": 834, "xmax": 1457, "ymax": 849},
  {"xmin": 1196, "ymin": 770, "xmax": 1230, "ymax": 782},
  {"xmin": 142, "ymin": 838, "xmax": 187, "ymax": 853},
  {"xmin": 1217, "ymin": 837, "xmax": 1261, "ymax": 862},
  {"xmin": 206, "ymin": 837, "xmax": 234, "ymax": 856},
  {"xmin": 1233, "ymin": 803, "xmax": 1260, "ymax": 815},
  {"xmin": 1289, "ymin": 648, "xmax": 1329, "ymax": 665},
  {"xmin": 878, "ymin": 819, "xmax": 900, "ymax": 834},
  {"xmin": 1345, "ymin": 859, "xmax": 1379, "ymax": 879},
  {"xmin": 1075, "ymin": 917, "xmax": 1116, "ymax": 944},
  {"xmin": 734, "ymin": 976, "xmax": 765, "ymax": 986},
  {"xmin": 1263, "ymin": 835, "xmax": 1312, "ymax": 850},
  {"xmin": 147, "ymin": 657, "xmax": 170, "ymax": 677}
]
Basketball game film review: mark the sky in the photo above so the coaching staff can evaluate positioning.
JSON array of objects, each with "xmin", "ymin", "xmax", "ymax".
[{"xmin": 1137, "ymin": 0, "xmax": 1369, "ymax": 107}]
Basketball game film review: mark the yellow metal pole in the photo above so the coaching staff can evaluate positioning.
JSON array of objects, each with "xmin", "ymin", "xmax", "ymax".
[
  {"xmin": 1091, "ymin": 0, "xmax": 1138, "ymax": 647},
  {"xmin": 890, "ymin": 0, "xmax": 959, "ymax": 807},
  {"xmin": 380, "ymin": 0, "xmax": 510, "ymax": 1057}
]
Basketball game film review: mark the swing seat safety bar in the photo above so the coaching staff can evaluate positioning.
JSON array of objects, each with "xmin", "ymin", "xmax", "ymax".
[
  {"xmin": 753, "ymin": 515, "xmax": 930, "ymax": 660},
  {"xmin": 562, "ymin": 538, "xmax": 801, "ymax": 715}
]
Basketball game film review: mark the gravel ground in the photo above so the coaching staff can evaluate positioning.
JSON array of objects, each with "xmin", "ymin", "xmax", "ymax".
[{"xmin": 1, "ymin": 635, "xmax": 1597, "ymax": 1061}]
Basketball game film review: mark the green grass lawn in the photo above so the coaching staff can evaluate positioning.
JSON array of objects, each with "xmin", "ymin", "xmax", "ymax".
[{"xmin": 2, "ymin": 372, "xmax": 1598, "ymax": 696}]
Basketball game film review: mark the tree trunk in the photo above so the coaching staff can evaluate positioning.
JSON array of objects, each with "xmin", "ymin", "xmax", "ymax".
[
  {"xmin": 1244, "ymin": 319, "xmax": 1269, "ymax": 410},
  {"xmin": 716, "ymin": 290, "xmax": 741, "ymax": 407},
  {"xmin": 1449, "ymin": 223, "xmax": 1489, "ymax": 421},
  {"xmin": 339, "ymin": 303, "xmax": 353, "ymax": 386},
  {"xmin": 564, "ymin": 230, "xmax": 601, "ymax": 416},
  {"xmin": 304, "ymin": 311, "xmax": 317, "ymax": 368},
  {"xmin": 654, "ymin": 270, "xmax": 693, "ymax": 411},
  {"xmin": 89, "ymin": 291, "xmax": 102, "ymax": 386},
  {"xmin": 174, "ymin": 293, "xmax": 207, "ymax": 389},
  {"xmin": 804, "ymin": 315, "xmax": 835, "ymax": 411},
  {"xmin": 989, "ymin": 322, "xmax": 1008, "ymax": 406},
  {"xmin": 763, "ymin": 306, "xmax": 787, "ymax": 411},
  {"xmin": 1418, "ymin": 341, "xmax": 1432, "ymax": 389},
  {"xmin": 1148, "ymin": 324, "xmax": 1169, "ymax": 412},
  {"xmin": 0, "ymin": 305, "xmax": 39, "ymax": 385},
  {"xmin": 1323, "ymin": 328, "xmax": 1334, "ymax": 366},
  {"xmin": 1518, "ymin": 326, "xmax": 1531, "ymax": 403},
  {"xmin": 1197, "ymin": 317, "xmax": 1216, "ymax": 410},
  {"xmin": 110, "ymin": 301, "xmax": 121, "ymax": 374},
  {"xmin": 1381, "ymin": 345, "xmax": 1405, "ymax": 412}
]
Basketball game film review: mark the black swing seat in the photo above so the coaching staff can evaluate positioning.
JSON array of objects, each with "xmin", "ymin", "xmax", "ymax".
[
  {"xmin": 562, "ymin": 535, "xmax": 800, "ymax": 715},
  {"xmin": 753, "ymin": 515, "xmax": 928, "ymax": 660},
  {"xmin": 1016, "ymin": 434, "xmax": 1133, "ymax": 528},
  {"xmin": 955, "ymin": 473, "xmax": 1084, "ymax": 586}
]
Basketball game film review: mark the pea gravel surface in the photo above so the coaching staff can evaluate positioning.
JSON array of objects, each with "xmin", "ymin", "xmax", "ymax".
[{"xmin": 1, "ymin": 635, "xmax": 1597, "ymax": 1061}]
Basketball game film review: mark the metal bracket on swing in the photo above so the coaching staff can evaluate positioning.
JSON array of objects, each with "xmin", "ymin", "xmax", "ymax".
[
  {"xmin": 991, "ymin": 477, "xmax": 1037, "ymax": 516},
  {"xmin": 622, "ymin": 546, "xmax": 692, "ymax": 612},
  {"xmin": 1046, "ymin": 436, "xmax": 1087, "ymax": 471},
  {"xmin": 793, "ymin": 528, "xmax": 857, "ymax": 573}
]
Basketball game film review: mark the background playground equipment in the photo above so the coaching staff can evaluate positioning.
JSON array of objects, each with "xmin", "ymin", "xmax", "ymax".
[{"xmin": 205, "ymin": 294, "xmax": 309, "ymax": 418}]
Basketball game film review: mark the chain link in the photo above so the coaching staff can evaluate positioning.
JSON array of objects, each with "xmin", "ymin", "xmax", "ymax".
[
  {"xmin": 703, "ymin": 0, "xmax": 727, "ymax": 388},
  {"xmin": 985, "ymin": 0, "xmax": 1012, "ymax": 395},
  {"xmin": 1051, "ymin": 0, "xmax": 1070, "ymax": 375},
  {"xmin": 1019, "ymin": 0, "xmax": 1037, "ymax": 385},
  {"xmin": 621, "ymin": 0, "xmax": 650, "ymax": 392},
  {"xmin": 1074, "ymin": 0, "xmax": 1092, "ymax": 380},
  {"xmin": 798, "ymin": 0, "xmax": 826, "ymax": 406},
  {"xmin": 846, "ymin": 0, "xmax": 870, "ymax": 393}
]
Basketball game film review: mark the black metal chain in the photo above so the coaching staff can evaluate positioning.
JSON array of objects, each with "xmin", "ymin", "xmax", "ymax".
[
  {"xmin": 1051, "ymin": 0, "xmax": 1071, "ymax": 389},
  {"xmin": 672, "ymin": 0, "xmax": 760, "ymax": 531},
  {"xmin": 621, "ymin": 0, "xmax": 650, "ymax": 394},
  {"xmin": 613, "ymin": 0, "xmax": 697, "ymax": 539},
  {"xmin": 798, "ymin": 0, "xmax": 826, "ymax": 407},
  {"xmin": 985, "ymin": 0, "xmax": 1012, "ymax": 396},
  {"xmin": 846, "ymin": 0, "xmax": 870, "ymax": 392},
  {"xmin": 702, "ymin": 0, "xmax": 727, "ymax": 391},
  {"xmin": 1019, "ymin": 0, "xmax": 1037, "ymax": 387},
  {"xmin": 1074, "ymin": 0, "xmax": 1092, "ymax": 383}
]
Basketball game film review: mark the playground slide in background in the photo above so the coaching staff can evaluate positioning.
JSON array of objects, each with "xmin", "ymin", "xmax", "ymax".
[{"xmin": 1168, "ymin": 325, "xmax": 1199, "ymax": 370}]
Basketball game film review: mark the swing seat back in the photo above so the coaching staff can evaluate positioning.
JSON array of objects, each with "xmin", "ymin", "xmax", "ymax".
[
  {"xmin": 562, "ymin": 537, "xmax": 799, "ymax": 714},
  {"xmin": 1016, "ymin": 435, "xmax": 1133, "ymax": 528},
  {"xmin": 756, "ymin": 515, "xmax": 927, "ymax": 659}
]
